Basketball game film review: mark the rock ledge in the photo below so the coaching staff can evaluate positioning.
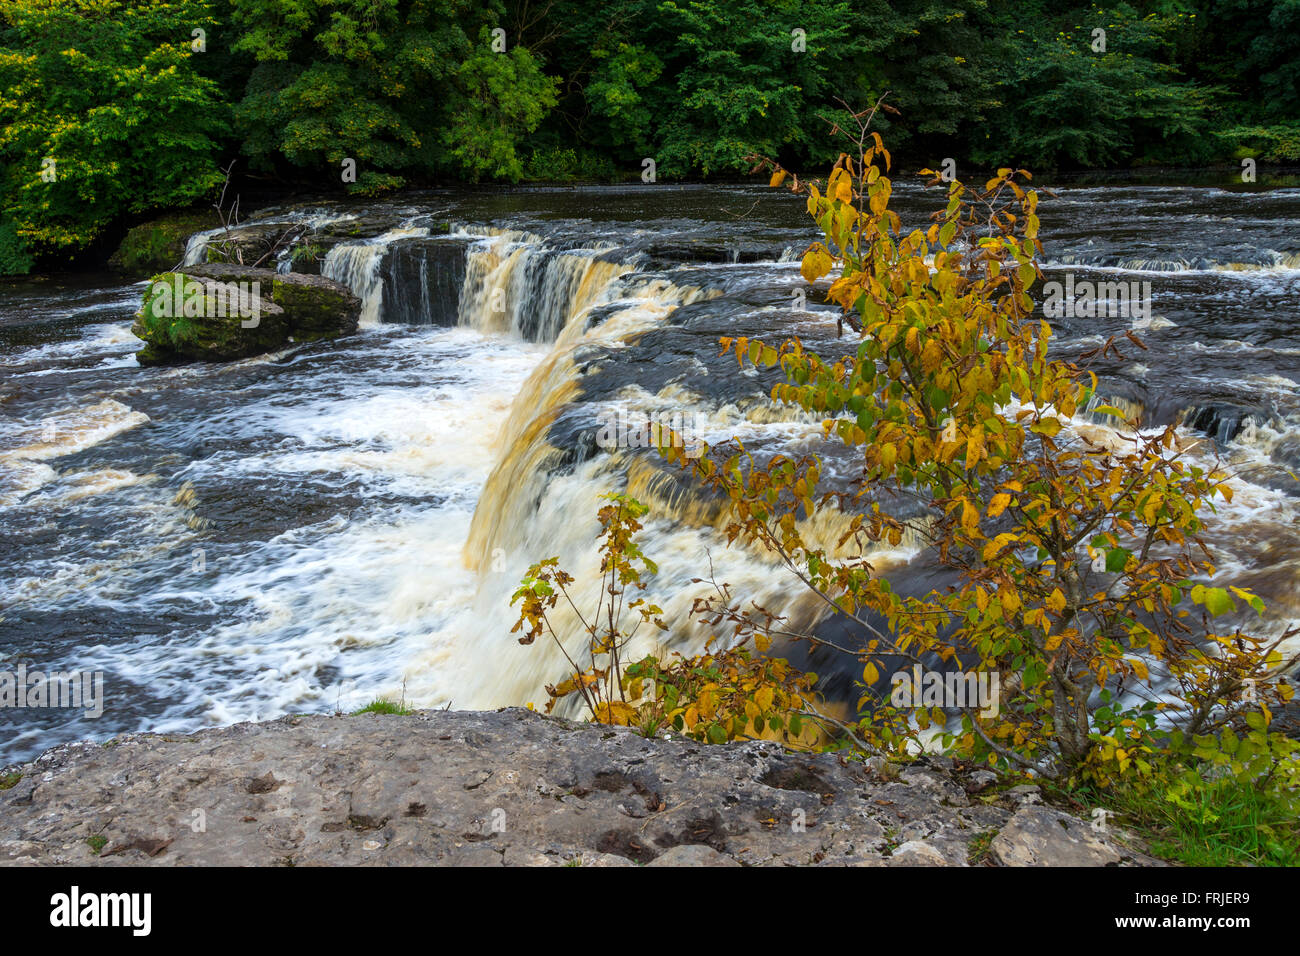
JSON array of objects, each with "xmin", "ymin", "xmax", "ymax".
[{"xmin": 0, "ymin": 709, "xmax": 1162, "ymax": 867}]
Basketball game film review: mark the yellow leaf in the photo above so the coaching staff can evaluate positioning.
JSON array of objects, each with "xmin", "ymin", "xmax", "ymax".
[
  {"xmin": 801, "ymin": 245, "xmax": 833, "ymax": 283},
  {"xmin": 1046, "ymin": 588, "xmax": 1066, "ymax": 615},
  {"xmin": 921, "ymin": 338, "xmax": 943, "ymax": 372},
  {"xmin": 987, "ymin": 492, "xmax": 1011, "ymax": 517},
  {"xmin": 595, "ymin": 701, "xmax": 636, "ymax": 726},
  {"xmin": 982, "ymin": 531, "xmax": 1018, "ymax": 562}
]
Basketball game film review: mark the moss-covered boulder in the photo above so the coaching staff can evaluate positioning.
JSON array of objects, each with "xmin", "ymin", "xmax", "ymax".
[
  {"xmin": 108, "ymin": 210, "xmax": 223, "ymax": 278},
  {"xmin": 131, "ymin": 263, "xmax": 360, "ymax": 365}
]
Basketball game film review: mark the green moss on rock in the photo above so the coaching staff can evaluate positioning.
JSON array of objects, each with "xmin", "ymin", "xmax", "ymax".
[
  {"xmin": 272, "ymin": 276, "xmax": 361, "ymax": 339},
  {"xmin": 109, "ymin": 210, "xmax": 222, "ymax": 278},
  {"xmin": 131, "ymin": 264, "xmax": 360, "ymax": 365},
  {"xmin": 133, "ymin": 271, "xmax": 288, "ymax": 362}
]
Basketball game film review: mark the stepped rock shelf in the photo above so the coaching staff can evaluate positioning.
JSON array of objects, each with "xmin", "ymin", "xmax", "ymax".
[
  {"xmin": 131, "ymin": 263, "xmax": 361, "ymax": 365},
  {"xmin": 0, "ymin": 709, "xmax": 1160, "ymax": 867}
]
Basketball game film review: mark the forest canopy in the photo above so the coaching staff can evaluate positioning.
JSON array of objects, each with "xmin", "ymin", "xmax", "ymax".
[{"xmin": 1, "ymin": 0, "xmax": 1298, "ymax": 271}]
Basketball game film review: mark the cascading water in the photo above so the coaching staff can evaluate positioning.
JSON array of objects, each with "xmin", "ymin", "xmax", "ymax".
[
  {"xmin": 4, "ymin": 181, "xmax": 1300, "ymax": 764},
  {"xmin": 322, "ymin": 226, "xmax": 431, "ymax": 328}
]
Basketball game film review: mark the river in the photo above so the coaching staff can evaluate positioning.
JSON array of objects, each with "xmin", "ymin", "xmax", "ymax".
[{"xmin": 2, "ymin": 179, "xmax": 1299, "ymax": 764}]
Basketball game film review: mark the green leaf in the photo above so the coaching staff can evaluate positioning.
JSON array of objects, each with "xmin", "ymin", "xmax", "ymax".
[{"xmin": 1203, "ymin": 587, "xmax": 1237, "ymax": 616}]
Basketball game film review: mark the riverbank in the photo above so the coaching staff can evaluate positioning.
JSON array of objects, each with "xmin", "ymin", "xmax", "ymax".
[{"xmin": 0, "ymin": 708, "xmax": 1161, "ymax": 867}]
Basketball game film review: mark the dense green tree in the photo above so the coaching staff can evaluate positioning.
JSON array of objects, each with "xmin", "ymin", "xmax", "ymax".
[
  {"xmin": 442, "ymin": 31, "xmax": 559, "ymax": 181},
  {"xmin": 968, "ymin": 3, "xmax": 1221, "ymax": 167},
  {"xmin": 0, "ymin": 0, "xmax": 229, "ymax": 271},
  {"xmin": 513, "ymin": 0, "xmax": 998, "ymax": 177},
  {"xmin": 3, "ymin": 0, "xmax": 1298, "ymax": 272},
  {"xmin": 230, "ymin": 0, "xmax": 558, "ymax": 190}
]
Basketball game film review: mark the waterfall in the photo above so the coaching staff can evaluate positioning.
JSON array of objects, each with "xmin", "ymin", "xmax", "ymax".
[
  {"xmin": 322, "ymin": 227, "xmax": 430, "ymax": 328},
  {"xmin": 457, "ymin": 231, "xmax": 628, "ymax": 341},
  {"xmin": 181, "ymin": 227, "xmax": 221, "ymax": 266},
  {"xmin": 442, "ymin": 262, "xmax": 928, "ymax": 713},
  {"xmin": 163, "ymin": 215, "xmax": 973, "ymax": 715}
]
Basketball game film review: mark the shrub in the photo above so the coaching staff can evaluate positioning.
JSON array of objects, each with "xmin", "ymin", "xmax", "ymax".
[
  {"xmin": 512, "ymin": 494, "xmax": 819, "ymax": 746},
  {"xmin": 658, "ymin": 121, "xmax": 1296, "ymax": 784}
]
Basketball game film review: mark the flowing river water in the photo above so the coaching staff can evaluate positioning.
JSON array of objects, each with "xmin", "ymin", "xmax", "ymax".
[{"xmin": 2, "ymin": 180, "xmax": 1299, "ymax": 764}]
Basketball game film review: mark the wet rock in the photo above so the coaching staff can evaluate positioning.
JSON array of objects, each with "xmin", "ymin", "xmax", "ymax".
[
  {"xmin": 377, "ymin": 238, "xmax": 466, "ymax": 326},
  {"xmin": 198, "ymin": 224, "xmax": 303, "ymax": 269},
  {"xmin": 0, "ymin": 709, "xmax": 1155, "ymax": 867},
  {"xmin": 131, "ymin": 264, "xmax": 360, "ymax": 365}
]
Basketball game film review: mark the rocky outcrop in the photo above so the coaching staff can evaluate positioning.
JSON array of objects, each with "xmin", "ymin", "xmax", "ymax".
[
  {"xmin": 131, "ymin": 263, "xmax": 360, "ymax": 365},
  {"xmin": 0, "ymin": 709, "xmax": 1162, "ymax": 867}
]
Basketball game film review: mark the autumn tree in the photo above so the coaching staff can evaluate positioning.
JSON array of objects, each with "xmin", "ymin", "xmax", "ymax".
[{"xmin": 661, "ymin": 115, "xmax": 1296, "ymax": 782}]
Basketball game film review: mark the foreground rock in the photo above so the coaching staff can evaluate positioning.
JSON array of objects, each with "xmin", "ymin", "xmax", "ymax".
[
  {"xmin": 131, "ymin": 263, "xmax": 360, "ymax": 364},
  {"xmin": 0, "ymin": 709, "xmax": 1162, "ymax": 867}
]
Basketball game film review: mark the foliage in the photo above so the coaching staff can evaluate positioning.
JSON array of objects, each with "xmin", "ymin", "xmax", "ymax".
[
  {"xmin": 230, "ymin": 0, "xmax": 557, "ymax": 189},
  {"xmin": 0, "ymin": 0, "xmax": 228, "ymax": 266},
  {"xmin": 512, "ymin": 494, "xmax": 818, "ymax": 746},
  {"xmin": 1082, "ymin": 723, "xmax": 1300, "ymax": 865},
  {"xmin": 651, "ymin": 0, "xmax": 853, "ymax": 176},
  {"xmin": 291, "ymin": 241, "xmax": 326, "ymax": 265},
  {"xmin": 584, "ymin": 43, "xmax": 664, "ymax": 158},
  {"xmin": 0, "ymin": 219, "xmax": 33, "ymax": 275},
  {"xmin": 6, "ymin": 0, "xmax": 1300, "ymax": 270},
  {"xmin": 661, "ymin": 123, "xmax": 1296, "ymax": 781},
  {"xmin": 966, "ymin": 829, "xmax": 995, "ymax": 864},
  {"xmin": 621, "ymin": 642, "xmax": 817, "ymax": 746},
  {"xmin": 969, "ymin": 5, "xmax": 1223, "ymax": 167},
  {"xmin": 512, "ymin": 493, "xmax": 667, "ymax": 725},
  {"xmin": 351, "ymin": 698, "xmax": 413, "ymax": 716},
  {"xmin": 441, "ymin": 32, "xmax": 559, "ymax": 181},
  {"xmin": 1220, "ymin": 123, "xmax": 1300, "ymax": 162},
  {"xmin": 108, "ymin": 209, "xmax": 222, "ymax": 277},
  {"xmin": 522, "ymin": 147, "xmax": 620, "ymax": 183},
  {"xmin": 134, "ymin": 273, "xmax": 200, "ymax": 351}
]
